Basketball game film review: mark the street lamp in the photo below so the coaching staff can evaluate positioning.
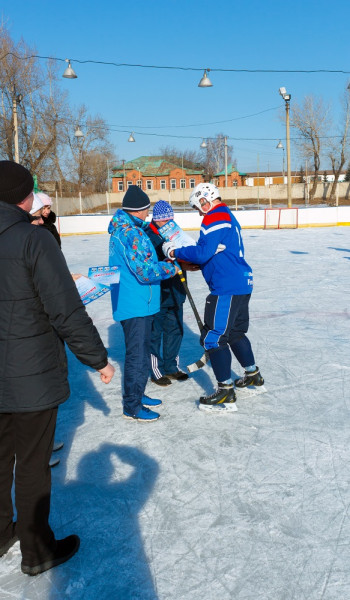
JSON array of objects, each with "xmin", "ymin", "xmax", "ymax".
[
  {"xmin": 63, "ymin": 59, "xmax": 78, "ymax": 79},
  {"xmin": 276, "ymin": 140, "xmax": 285, "ymax": 180},
  {"xmin": 128, "ymin": 132, "xmax": 135, "ymax": 142},
  {"xmin": 198, "ymin": 69, "xmax": 213, "ymax": 88},
  {"xmin": 279, "ymin": 87, "xmax": 292, "ymax": 208},
  {"xmin": 74, "ymin": 126, "xmax": 84, "ymax": 138},
  {"xmin": 200, "ymin": 139, "xmax": 207, "ymax": 149}
]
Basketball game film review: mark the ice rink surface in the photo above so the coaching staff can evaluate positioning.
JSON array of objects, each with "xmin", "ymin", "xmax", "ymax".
[{"xmin": 1, "ymin": 226, "xmax": 350, "ymax": 600}]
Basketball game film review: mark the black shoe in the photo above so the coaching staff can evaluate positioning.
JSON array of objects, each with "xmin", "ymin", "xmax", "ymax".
[
  {"xmin": 21, "ymin": 534, "xmax": 80, "ymax": 576},
  {"xmin": 234, "ymin": 367, "xmax": 264, "ymax": 388},
  {"xmin": 0, "ymin": 532, "xmax": 18, "ymax": 557},
  {"xmin": 199, "ymin": 382, "xmax": 236, "ymax": 405},
  {"xmin": 151, "ymin": 376, "xmax": 172, "ymax": 386},
  {"xmin": 166, "ymin": 371, "xmax": 189, "ymax": 382}
]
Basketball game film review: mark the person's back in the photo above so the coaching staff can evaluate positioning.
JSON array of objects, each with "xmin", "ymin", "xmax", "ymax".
[{"xmin": 0, "ymin": 161, "xmax": 114, "ymax": 576}]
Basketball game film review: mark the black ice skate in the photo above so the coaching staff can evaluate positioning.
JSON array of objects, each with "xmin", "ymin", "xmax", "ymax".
[
  {"xmin": 199, "ymin": 383, "xmax": 237, "ymax": 413},
  {"xmin": 234, "ymin": 367, "xmax": 264, "ymax": 388}
]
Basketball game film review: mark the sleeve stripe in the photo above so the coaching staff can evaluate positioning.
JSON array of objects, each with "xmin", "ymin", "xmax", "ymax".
[{"xmin": 200, "ymin": 223, "xmax": 232, "ymax": 235}]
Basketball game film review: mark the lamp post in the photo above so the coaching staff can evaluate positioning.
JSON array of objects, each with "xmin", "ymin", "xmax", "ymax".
[{"xmin": 279, "ymin": 87, "xmax": 292, "ymax": 208}]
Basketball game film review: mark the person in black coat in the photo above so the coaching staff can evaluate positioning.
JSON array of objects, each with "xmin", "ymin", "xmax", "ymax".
[
  {"xmin": 0, "ymin": 161, "xmax": 114, "ymax": 576},
  {"xmin": 37, "ymin": 192, "xmax": 61, "ymax": 247}
]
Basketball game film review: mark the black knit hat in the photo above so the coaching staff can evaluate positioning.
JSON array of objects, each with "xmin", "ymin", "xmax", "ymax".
[
  {"xmin": 0, "ymin": 161, "xmax": 34, "ymax": 205},
  {"xmin": 122, "ymin": 185, "xmax": 151, "ymax": 211}
]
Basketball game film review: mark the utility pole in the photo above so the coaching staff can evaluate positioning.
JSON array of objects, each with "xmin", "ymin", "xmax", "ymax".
[
  {"xmin": 279, "ymin": 87, "xmax": 292, "ymax": 208},
  {"xmin": 122, "ymin": 159, "xmax": 126, "ymax": 191},
  {"xmin": 12, "ymin": 91, "xmax": 22, "ymax": 163}
]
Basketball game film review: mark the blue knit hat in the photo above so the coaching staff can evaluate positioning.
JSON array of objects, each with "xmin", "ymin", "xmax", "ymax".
[{"xmin": 152, "ymin": 200, "xmax": 174, "ymax": 221}]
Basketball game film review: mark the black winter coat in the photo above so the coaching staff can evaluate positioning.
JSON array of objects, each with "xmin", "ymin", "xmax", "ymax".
[
  {"xmin": 0, "ymin": 202, "xmax": 108, "ymax": 413},
  {"xmin": 41, "ymin": 211, "xmax": 61, "ymax": 247}
]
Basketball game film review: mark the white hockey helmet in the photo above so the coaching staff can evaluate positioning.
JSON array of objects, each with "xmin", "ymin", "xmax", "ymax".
[{"xmin": 189, "ymin": 183, "xmax": 221, "ymax": 213}]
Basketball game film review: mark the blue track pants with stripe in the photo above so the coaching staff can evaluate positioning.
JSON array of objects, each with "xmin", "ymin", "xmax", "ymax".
[{"xmin": 200, "ymin": 293, "xmax": 255, "ymax": 382}]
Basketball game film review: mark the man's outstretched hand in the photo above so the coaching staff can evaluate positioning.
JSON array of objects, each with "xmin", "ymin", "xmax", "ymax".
[{"xmin": 98, "ymin": 362, "xmax": 115, "ymax": 384}]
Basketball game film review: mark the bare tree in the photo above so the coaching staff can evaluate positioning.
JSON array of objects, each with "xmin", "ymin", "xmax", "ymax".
[
  {"xmin": 0, "ymin": 26, "xmax": 68, "ymax": 180},
  {"xmin": 0, "ymin": 26, "xmax": 117, "ymax": 193},
  {"xmin": 156, "ymin": 146, "xmax": 203, "ymax": 170},
  {"xmin": 62, "ymin": 105, "xmax": 116, "ymax": 193},
  {"xmin": 327, "ymin": 91, "xmax": 350, "ymax": 203},
  {"xmin": 290, "ymin": 96, "xmax": 330, "ymax": 201},
  {"xmin": 200, "ymin": 134, "xmax": 235, "ymax": 180}
]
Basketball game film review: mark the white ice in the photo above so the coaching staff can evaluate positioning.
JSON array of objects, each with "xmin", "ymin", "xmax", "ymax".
[{"xmin": 1, "ymin": 226, "xmax": 350, "ymax": 600}]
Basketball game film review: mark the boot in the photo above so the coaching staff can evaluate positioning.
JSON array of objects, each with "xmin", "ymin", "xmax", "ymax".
[
  {"xmin": 235, "ymin": 367, "xmax": 264, "ymax": 388},
  {"xmin": 199, "ymin": 382, "xmax": 236, "ymax": 406},
  {"xmin": 21, "ymin": 535, "xmax": 80, "ymax": 576}
]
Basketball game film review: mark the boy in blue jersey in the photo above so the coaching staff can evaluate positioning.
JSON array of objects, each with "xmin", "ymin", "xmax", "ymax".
[{"xmin": 163, "ymin": 182, "xmax": 264, "ymax": 409}]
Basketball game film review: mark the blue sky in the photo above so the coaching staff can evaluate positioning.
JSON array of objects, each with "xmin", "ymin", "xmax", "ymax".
[{"xmin": 1, "ymin": 0, "xmax": 350, "ymax": 173}]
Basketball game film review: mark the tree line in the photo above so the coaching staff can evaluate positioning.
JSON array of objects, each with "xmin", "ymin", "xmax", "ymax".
[
  {"xmin": 0, "ymin": 25, "xmax": 116, "ymax": 195},
  {"xmin": 289, "ymin": 94, "xmax": 350, "ymax": 203}
]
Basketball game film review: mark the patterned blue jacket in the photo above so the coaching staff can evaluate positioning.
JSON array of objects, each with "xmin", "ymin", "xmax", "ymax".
[
  {"xmin": 174, "ymin": 203, "xmax": 253, "ymax": 296},
  {"xmin": 108, "ymin": 210, "xmax": 176, "ymax": 321}
]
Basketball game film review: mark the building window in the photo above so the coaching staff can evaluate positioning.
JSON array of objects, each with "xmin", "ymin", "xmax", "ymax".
[
  {"xmin": 189, "ymin": 179, "xmax": 195, "ymax": 188},
  {"xmin": 146, "ymin": 180, "xmax": 153, "ymax": 190},
  {"xmin": 170, "ymin": 179, "xmax": 176, "ymax": 190},
  {"xmin": 232, "ymin": 181, "xmax": 238, "ymax": 187},
  {"xmin": 160, "ymin": 180, "xmax": 166, "ymax": 190},
  {"xmin": 127, "ymin": 181, "xmax": 133, "ymax": 188},
  {"xmin": 137, "ymin": 180, "xmax": 142, "ymax": 188},
  {"xmin": 180, "ymin": 179, "xmax": 186, "ymax": 189},
  {"xmin": 118, "ymin": 181, "xmax": 124, "ymax": 191}
]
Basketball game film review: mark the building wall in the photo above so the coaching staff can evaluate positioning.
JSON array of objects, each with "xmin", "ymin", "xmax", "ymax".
[
  {"xmin": 245, "ymin": 175, "xmax": 300, "ymax": 186},
  {"xmin": 112, "ymin": 168, "xmax": 203, "ymax": 193},
  {"xmin": 214, "ymin": 172, "xmax": 244, "ymax": 187}
]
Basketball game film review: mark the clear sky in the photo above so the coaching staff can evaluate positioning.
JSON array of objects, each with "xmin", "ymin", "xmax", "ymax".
[{"xmin": 1, "ymin": 0, "xmax": 350, "ymax": 173}]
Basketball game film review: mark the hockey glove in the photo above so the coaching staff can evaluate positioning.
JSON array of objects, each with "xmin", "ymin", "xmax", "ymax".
[{"xmin": 162, "ymin": 241, "xmax": 176, "ymax": 260}]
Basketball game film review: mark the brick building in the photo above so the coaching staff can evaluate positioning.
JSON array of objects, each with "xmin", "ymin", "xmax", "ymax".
[
  {"xmin": 111, "ymin": 156, "xmax": 204, "ymax": 193},
  {"xmin": 213, "ymin": 164, "xmax": 246, "ymax": 187}
]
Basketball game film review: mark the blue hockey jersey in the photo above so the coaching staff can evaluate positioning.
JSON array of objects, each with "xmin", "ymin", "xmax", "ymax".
[{"xmin": 174, "ymin": 203, "xmax": 253, "ymax": 295}]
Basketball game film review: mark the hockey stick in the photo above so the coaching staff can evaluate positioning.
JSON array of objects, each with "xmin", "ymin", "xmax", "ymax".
[
  {"xmin": 152, "ymin": 225, "xmax": 209, "ymax": 371},
  {"xmin": 174, "ymin": 264, "xmax": 209, "ymax": 372}
]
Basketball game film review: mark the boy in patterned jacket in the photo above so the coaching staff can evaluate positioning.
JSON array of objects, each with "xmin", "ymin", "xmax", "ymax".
[
  {"xmin": 163, "ymin": 183, "xmax": 264, "ymax": 410},
  {"xmin": 108, "ymin": 186, "xmax": 178, "ymax": 421}
]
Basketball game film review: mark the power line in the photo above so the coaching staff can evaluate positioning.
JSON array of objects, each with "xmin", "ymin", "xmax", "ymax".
[{"xmin": 1, "ymin": 52, "xmax": 350, "ymax": 74}]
